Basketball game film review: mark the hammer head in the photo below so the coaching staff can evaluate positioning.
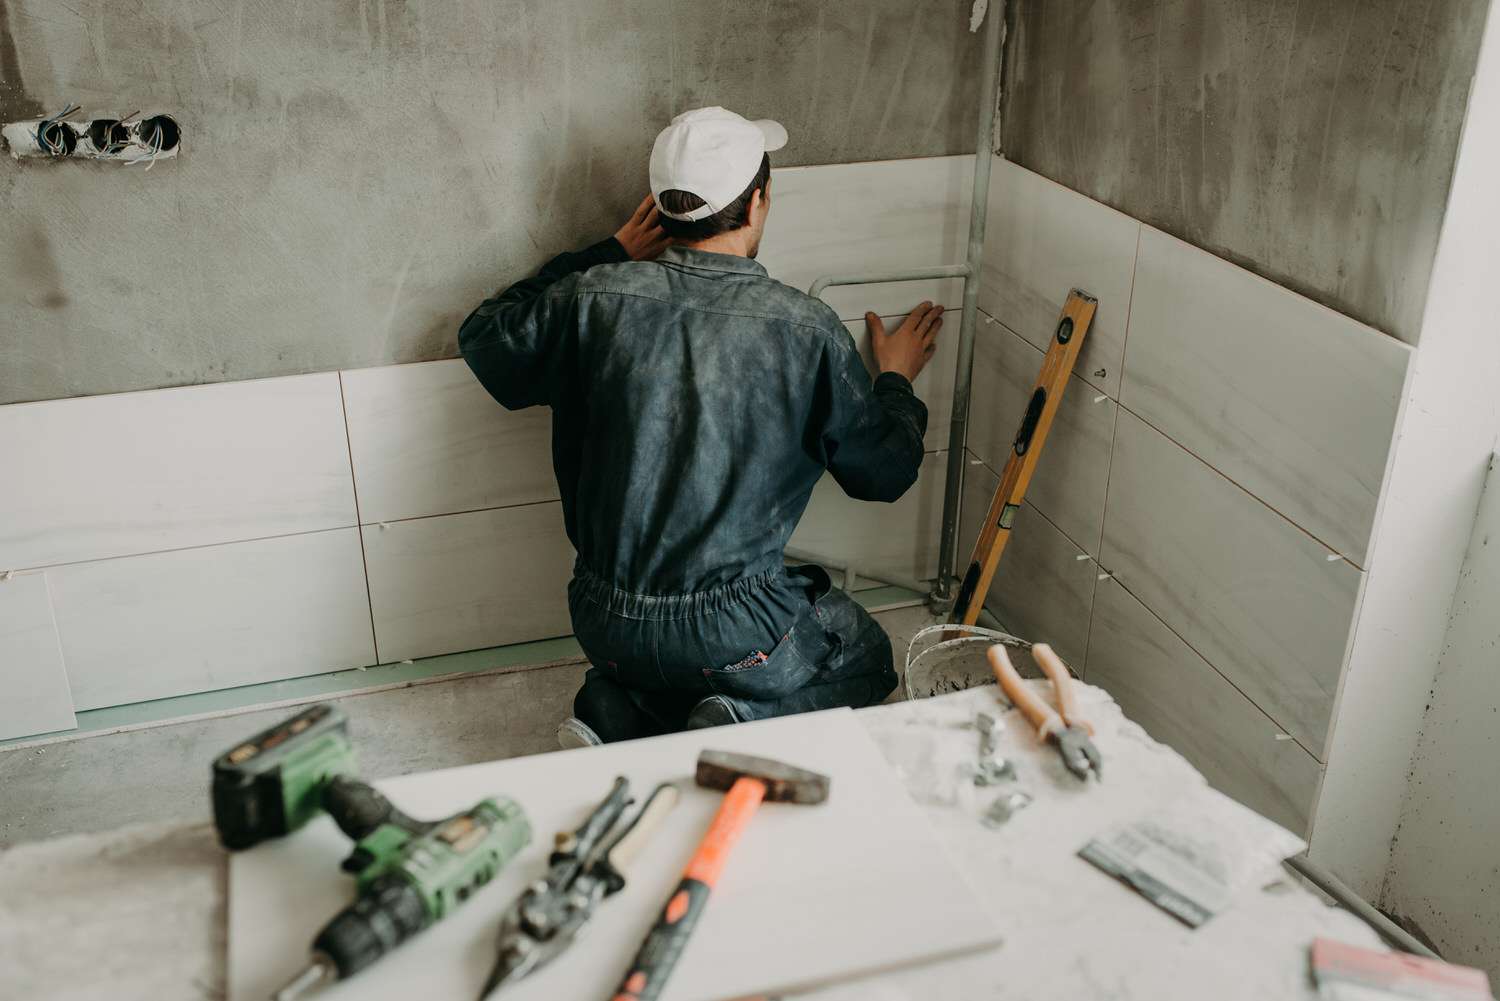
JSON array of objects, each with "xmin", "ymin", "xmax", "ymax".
[{"xmin": 695, "ymin": 750, "xmax": 830, "ymax": 805}]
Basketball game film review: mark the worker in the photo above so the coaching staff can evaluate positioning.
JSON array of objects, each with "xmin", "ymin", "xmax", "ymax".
[{"xmin": 459, "ymin": 107, "xmax": 943, "ymax": 746}]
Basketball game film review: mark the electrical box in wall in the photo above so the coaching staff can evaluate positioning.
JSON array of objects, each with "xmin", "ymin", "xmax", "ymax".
[{"xmin": 2, "ymin": 106, "xmax": 180, "ymax": 165}]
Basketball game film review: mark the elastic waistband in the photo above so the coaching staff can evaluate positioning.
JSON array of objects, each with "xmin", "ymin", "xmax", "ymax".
[{"xmin": 571, "ymin": 561, "xmax": 791, "ymax": 621}]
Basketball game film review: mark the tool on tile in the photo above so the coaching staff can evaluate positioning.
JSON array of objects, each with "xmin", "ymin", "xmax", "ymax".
[
  {"xmin": 478, "ymin": 778, "xmax": 680, "ymax": 997},
  {"xmin": 987, "ymin": 643, "xmax": 1102, "ymax": 781},
  {"xmin": 210, "ymin": 704, "xmax": 532, "ymax": 1000},
  {"xmin": 950, "ymin": 289, "xmax": 1098, "ymax": 629},
  {"xmin": 973, "ymin": 712, "xmax": 1015, "ymax": 786},
  {"xmin": 610, "ymin": 750, "xmax": 831, "ymax": 1001},
  {"xmin": 982, "ymin": 789, "xmax": 1034, "ymax": 828}
]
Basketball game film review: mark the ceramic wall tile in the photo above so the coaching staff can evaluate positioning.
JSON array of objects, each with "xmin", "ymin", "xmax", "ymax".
[
  {"xmin": 844, "ymin": 315, "xmax": 959, "ymax": 453},
  {"xmin": 790, "ymin": 451, "xmax": 948, "ymax": 583},
  {"xmin": 363, "ymin": 503, "xmax": 576, "ymax": 664},
  {"xmin": 958, "ymin": 456, "xmax": 1097, "ymax": 669},
  {"xmin": 979, "ymin": 158, "xmax": 1141, "ymax": 399},
  {"xmin": 759, "ymin": 156, "xmax": 971, "ymax": 320},
  {"xmin": 50, "ymin": 529, "xmax": 374, "ymax": 711},
  {"xmin": 967, "ymin": 314, "xmax": 1117, "ymax": 554},
  {"xmin": 1121, "ymin": 227, "xmax": 1411, "ymax": 566},
  {"xmin": 1087, "ymin": 579, "xmax": 1322, "ymax": 834},
  {"xmin": 1100, "ymin": 412, "xmax": 1360, "ymax": 754},
  {"xmin": 0, "ymin": 374, "xmax": 356, "ymax": 570},
  {"xmin": 341, "ymin": 360, "xmax": 556, "ymax": 525},
  {"xmin": 0, "ymin": 572, "xmax": 76, "ymax": 740}
]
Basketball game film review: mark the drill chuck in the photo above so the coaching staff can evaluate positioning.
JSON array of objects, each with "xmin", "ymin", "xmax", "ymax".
[{"xmin": 313, "ymin": 873, "xmax": 429, "ymax": 979}]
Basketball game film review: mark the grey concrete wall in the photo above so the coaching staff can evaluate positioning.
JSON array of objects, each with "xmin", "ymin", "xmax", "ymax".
[
  {"xmin": 1000, "ymin": 0, "xmax": 1491, "ymax": 344},
  {"xmin": 0, "ymin": 0, "xmax": 982, "ymax": 405}
]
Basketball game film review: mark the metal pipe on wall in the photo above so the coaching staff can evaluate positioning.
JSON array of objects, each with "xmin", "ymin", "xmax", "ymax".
[
  {"xmin": 804, "ymin": 4, "xmax": 1007, "ymax": 611},
  {"xmin": 933, "ymin": 1, "xmax": 1005, "ymax": 608}
]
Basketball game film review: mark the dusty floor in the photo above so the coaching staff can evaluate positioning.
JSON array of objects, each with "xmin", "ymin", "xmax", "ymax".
[{"xmin": 0, "ymin": 605, "xmax": 941, "ymax": 846}]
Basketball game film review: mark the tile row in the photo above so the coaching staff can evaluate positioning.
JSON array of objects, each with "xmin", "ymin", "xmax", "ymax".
[{"xmin": 976, "ymin": 157, "xmax": 1412, "ymax": 567}]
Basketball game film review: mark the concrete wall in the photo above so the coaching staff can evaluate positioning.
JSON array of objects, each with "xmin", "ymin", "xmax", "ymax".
[
  {"xmin": 1383, "ymin": 457, "xmax": 1500, "ymax": 979},
  {"xmin": 1000, "ymin": 0, "xmax": 1489, "ymax": 345},
  {"xmin": 0, "ymin": 0, "xmax": 982, "ymax": 405}
]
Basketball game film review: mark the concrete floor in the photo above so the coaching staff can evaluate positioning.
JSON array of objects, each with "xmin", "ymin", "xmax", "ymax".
[{"xmin": 0, "ymin": 605, "xmax": 941, "ymax": 847}]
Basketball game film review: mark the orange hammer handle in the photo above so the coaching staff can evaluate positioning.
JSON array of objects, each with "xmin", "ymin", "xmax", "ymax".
[{"xmin": 612, "ymin": 776, "xmax": 767, "ymax": 1001}]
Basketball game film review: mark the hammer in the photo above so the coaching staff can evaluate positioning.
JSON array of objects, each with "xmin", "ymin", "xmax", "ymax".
[{"xmin": 610, "ymin": 750, "xmax": 830, "ymax": 1001}]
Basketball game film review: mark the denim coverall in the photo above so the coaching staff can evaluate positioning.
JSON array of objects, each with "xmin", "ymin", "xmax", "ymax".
[{"xmin": 459, "ymin": 237, "xmax": 928, "ymax": 741}]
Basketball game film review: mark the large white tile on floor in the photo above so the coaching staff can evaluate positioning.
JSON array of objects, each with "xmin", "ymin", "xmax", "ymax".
[
  {"xmin": 363, "ymin": 503, "xmax": 575, "ymax": 664},
  {"xmin": 790, "ymin": 451, "xmax": 948, "ymax": 583},
  {"xmin": 0, "ymin": 373, "xmax": 356, "ymax": 570},
  {"xmin": 967, "ymin": 315, "xmax": 1117, "ymax": 554},
  {"xmin": 979, "ymin": 158, "xmax": 1141, "ymax": 399},
  {"xmin": 0, "ymin": 572, "xmax": 75, "ymax": 740},
  {"xmin": 759, "ymin": 156, "xmax": 971, "ymax": 320},
  {"xmin": 844, "ymin": 315, "xmax": 959, "ymax": 452},
  {"xmin": 341, "ymin": 360, "xmax": 555, "ymax": 525},
  {"xmin": 1087, "ymin": 579, "xmax": 1322, "ymax": 834},
  {"xmin": 1100, "ymin": 412, "xmax": 1360, "ymax": 754},
  {"xmin": 49, "ymin": 529, "xmax": 375, "ymax": 711},
  {"xmin": 1122, "ymin": 227, "xmax": 1411, "ymax": 566},
  {"xmin": 958, "ymin": 458, "xmax": 1096, "ymax": 669}
]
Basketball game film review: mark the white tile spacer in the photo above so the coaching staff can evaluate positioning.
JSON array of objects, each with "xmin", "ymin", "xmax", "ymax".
[
  {"xmin": 1074, "ymin": 554, "xmax": 1091, "ymax": 561},
  {"xmin": 1097, "ymin": 571, "xmax": 1114, "ymax": 581},
  {"xmin": 1093, "ymin": 394, "xmax": 1108, "ymax": 404},
  {"xmin": 400, "ymin": 659, "xmax": 413, "ymax": 665},
  {"xmin": 969, "ymin": 458, "xmax": 985, "ymax": 466},
  {"xmin": 1274, "ymin": 733, "xmax": 1295, "ymax": 742},
  {"xmin": 1326, "ymin": 553, "xmax": 1342, "ymax": 562}
]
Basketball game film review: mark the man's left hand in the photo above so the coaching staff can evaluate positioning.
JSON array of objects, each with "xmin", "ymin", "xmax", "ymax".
[{"xmin": 614, "ymin": 195, "xmax": 671, "ymax": 261}]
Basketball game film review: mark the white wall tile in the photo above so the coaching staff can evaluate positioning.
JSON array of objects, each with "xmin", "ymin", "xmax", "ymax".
[
  {"xmin": 0, "ymin": 572, "xmax": 75, "ymax": 740},
  {"xmin": 1087, "ymin": 579, "xmax": 1321, "ymax": 834},
  {"xmin": 0, "ymin": 374, "xmax": 356, "ymax": 570},
  {"xmin": 341, "ymin": 360, "xmax": 556, "ymax": 525},
  {"xmin": 1122, "ymin": 227, "xmax": 1411, "ymax": 566},
  {"xmin": 845, "ymin": 315, "xmax": 959, "ymax": 453},
  {"xmin": 979, "ymin": 158, "xmax": 1141, "ymax": 399},
  {"xmin": 967, "ymin": 315, "xmax": 1117, "ymax": 554},
  {"xmin": 1101, "ymin": 412, "xmax": 1360, "ymax": 754},
  {"xmin": 50, "ymin": 529, "xmax": 374, "ymax": 711},
  {"xmin": 790, "ymin": 451, "xmax": 948, "ymax": 583},
  {"xmin": 759, "ymin": 156, "xmax": 972, "ymax": 320},
  {"xmin": 958, "ymin": 456, "xmax": 1097, "ymax": 668},
  {"xmin": 363, "ymin": 504, "xmax": 576, "ymax": 664}
]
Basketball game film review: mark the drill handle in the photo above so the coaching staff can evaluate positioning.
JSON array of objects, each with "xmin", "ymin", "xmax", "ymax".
[{"xmin": 322, "ymin": 775, "xmax": 430, "ymax": 841}]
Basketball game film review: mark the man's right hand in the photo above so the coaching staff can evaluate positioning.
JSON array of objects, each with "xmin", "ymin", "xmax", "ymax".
[
  {"xmin": 614, "ymin": 195, "xmax": 671, "ymax": 261},
  {"xmin": 868, "ymin": 302, "xmax": 944, "ymax": 383}
]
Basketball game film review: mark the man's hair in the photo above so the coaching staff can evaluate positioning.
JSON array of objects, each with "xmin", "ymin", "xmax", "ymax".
[{"xmin": 656, "ymin": 154, "xmax": 771, "ymax": 241}]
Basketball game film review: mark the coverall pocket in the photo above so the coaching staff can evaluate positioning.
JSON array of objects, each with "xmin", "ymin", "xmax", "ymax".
[{"xmin": 702, "ymin": 612, "xmax": 830, "ymax": 701}]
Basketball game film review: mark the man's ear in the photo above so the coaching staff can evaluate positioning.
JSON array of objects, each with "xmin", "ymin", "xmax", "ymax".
[{"xmin": 749, "ymin": 185, "xmax": 768, "ymax": 224}]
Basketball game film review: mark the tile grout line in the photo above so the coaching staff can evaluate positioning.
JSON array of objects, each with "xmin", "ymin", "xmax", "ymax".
[
  {"xmin": 1106, "ymin": 574, "xmax": 1324, "ymax": 764},
  {"xmin": 1114, "ymin": 405, "xmax": 1366, "ymax": 570},
  {"xmin": 337, "ymin": 372, "xmax": 382, "ymax": 667},
  {"xmin": 1094, "ymin": 225, "xmax": 1142, "ymax": 564}
]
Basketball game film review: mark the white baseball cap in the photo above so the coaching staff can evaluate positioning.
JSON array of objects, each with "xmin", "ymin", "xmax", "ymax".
[{"xmin": 649, "ymin": 107, "xmax": 788, "ymax": 222}]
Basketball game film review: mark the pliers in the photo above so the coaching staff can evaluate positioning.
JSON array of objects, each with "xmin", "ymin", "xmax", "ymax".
[
  {"xmin": 987, "ymin": 643, "xmax": 1102, "ymax": 781},
  {"xmin": 477, "ymin": 778, "xmax": 679, "ymax": 998}
]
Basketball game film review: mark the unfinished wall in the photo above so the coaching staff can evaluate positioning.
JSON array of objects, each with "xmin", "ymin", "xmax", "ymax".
[
  {"xmin": 0, "ymin": 0, "xmax": 982, "ymax": 405},
  {"xmin": 1383, "ymin": 458, "xmax": 1500, "ymax": 980},
  {"xmin": 1000, "ymin": 0, "xmax": 1489, "ymax": 344},
  {"xmin": 0, "ymin": 155, "xmax": 975, "ymax": 739}
]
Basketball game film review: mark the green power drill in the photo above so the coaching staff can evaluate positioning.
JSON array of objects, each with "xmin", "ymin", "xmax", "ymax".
[{"xmin": 211, "ymin": 703, "xmax": 532, "ymax": 1000}]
